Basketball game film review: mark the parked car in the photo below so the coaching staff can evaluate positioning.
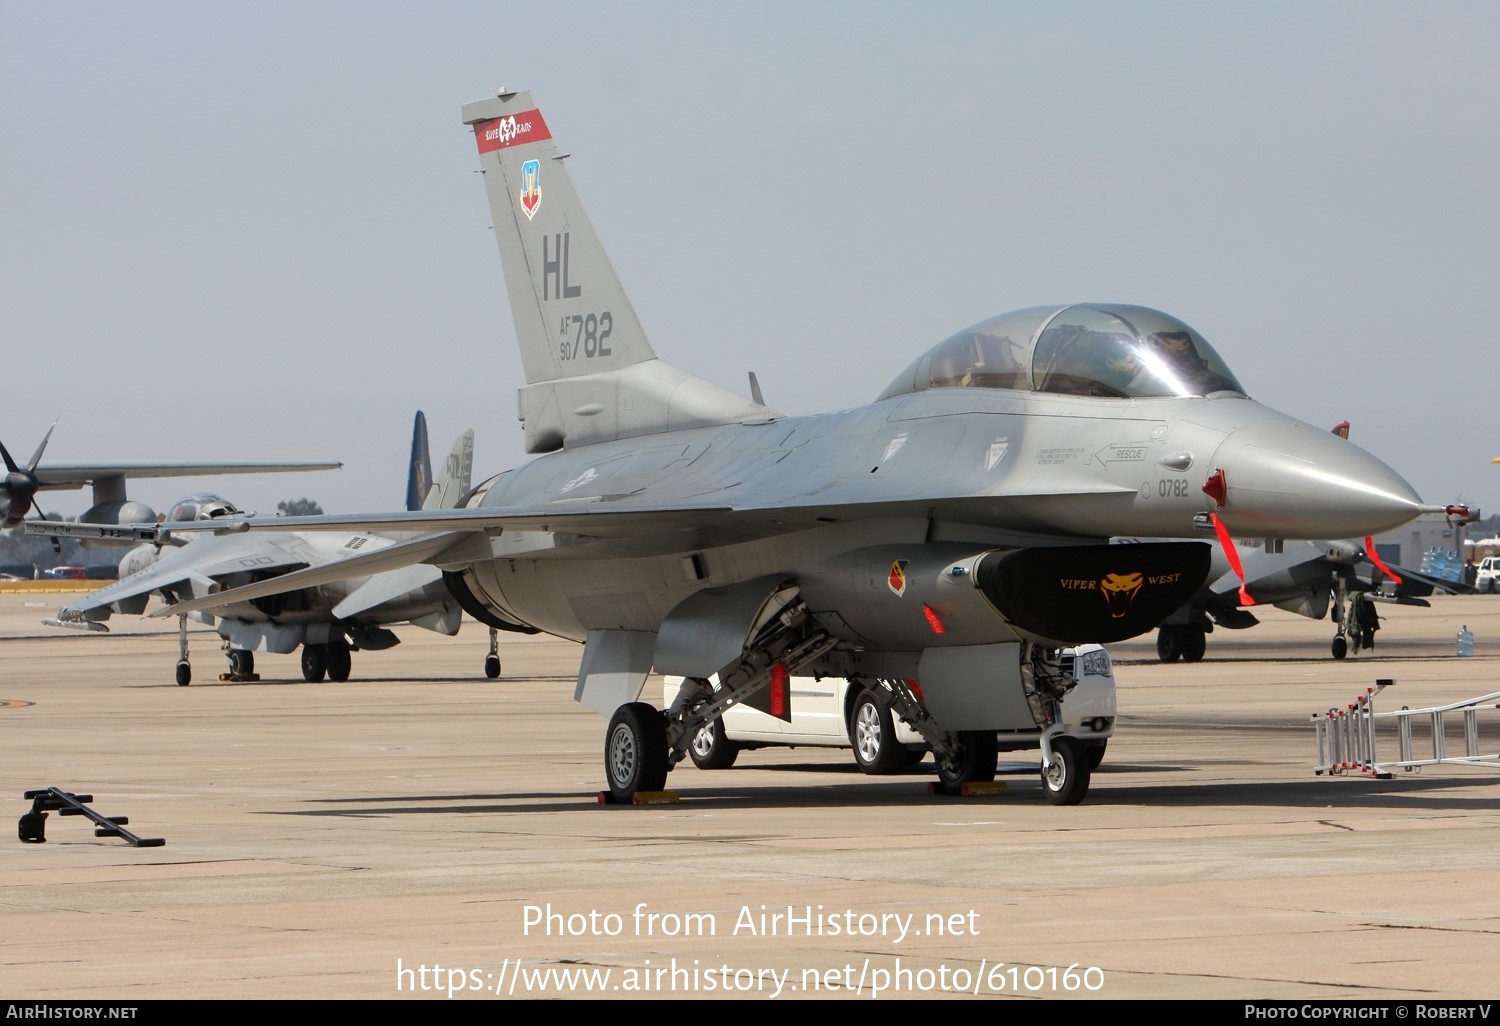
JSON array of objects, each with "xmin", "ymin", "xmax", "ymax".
[
  {"xmin": 43, "ymin": 566, "xmax": 89, "ymax": 580},
  {"xmin": 664, "ymin": 644, "xmax": 1115, "ymax": 775},
  {"xmin": 1476, "ymin": 556, "xmax": 1500, "ymax": 595}
]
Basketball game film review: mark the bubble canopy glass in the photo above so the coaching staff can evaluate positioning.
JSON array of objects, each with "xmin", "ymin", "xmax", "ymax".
[{"xmin": 877, "ymin": 304, "xmax": 1246, "ymax": 401}]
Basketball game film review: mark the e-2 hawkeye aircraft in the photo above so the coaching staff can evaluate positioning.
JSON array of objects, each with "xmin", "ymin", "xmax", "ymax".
[
  {"xmin": 32, "ymin": 416, "xmax": 478, "ymax": 685},
  {"xmin": 137, "ymin": 88, "xmax": 1449, "ymax": 806},
  {"xmin": 2, "ymin": 421, "xmax": 339, "ymax": 532}
]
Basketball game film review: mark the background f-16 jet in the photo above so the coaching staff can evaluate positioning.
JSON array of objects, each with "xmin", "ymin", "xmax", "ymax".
[{"xmin": 99, "ymin": 88, "xmax": 1452, "ymax": 806}]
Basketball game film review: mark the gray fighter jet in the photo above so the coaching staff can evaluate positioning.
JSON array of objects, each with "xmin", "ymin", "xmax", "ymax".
[
  {"xmin": 1147, "ymin": 535, "xmax": 1465, "ymax": 662},
  {"xmin": 37, "ymin": 418, "xmax": 475, "ymax": 685},
  {"xmin": 131, "ymin": 88, "xmax": 1448, "ymax": 805}
]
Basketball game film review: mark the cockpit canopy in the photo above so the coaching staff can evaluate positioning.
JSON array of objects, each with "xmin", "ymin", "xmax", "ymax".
[
  {"xmin": 877, "ymin": 304, "xmax": 1246, "ymax": 401},
  {"xmin": 166, "ymin": 493, "xmax": 247, "ymax": 522}
]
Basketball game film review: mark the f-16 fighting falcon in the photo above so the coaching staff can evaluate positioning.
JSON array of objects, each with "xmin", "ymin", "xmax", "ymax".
[{"xmin": 111, "ymin": 88, "xmax": 1453, "ymax": 805}]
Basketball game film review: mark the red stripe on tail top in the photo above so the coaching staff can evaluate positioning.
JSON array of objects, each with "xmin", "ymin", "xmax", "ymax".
[{"xmin": 474, "ymin": 110, "xmax": 552, "ymax": 153}]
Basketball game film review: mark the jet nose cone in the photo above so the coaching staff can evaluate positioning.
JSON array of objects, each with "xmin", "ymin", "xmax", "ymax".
[{"xmin": 1210, "ymin": 418, "xmax": 1425, "ymax": 538}]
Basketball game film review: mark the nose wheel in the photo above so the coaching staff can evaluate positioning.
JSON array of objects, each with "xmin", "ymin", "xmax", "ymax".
[{"xmin": 1040, "ymin": 735, "xmax": 1091, "ymax": 805}]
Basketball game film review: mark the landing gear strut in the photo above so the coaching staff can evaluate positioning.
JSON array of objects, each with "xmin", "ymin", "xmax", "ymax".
[
  {"xmin": 484, "ymin": 626, "xmax": 501, "ymax": 679},
  {"xmin": 175, "ymin": 614, "xmax": 191, "ymax": 686}
]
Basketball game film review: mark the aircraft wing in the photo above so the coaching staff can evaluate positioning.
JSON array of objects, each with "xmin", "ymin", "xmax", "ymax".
[
  {"xmin": 32, "ymin": 459, "xmax": 341, "ymax": 491},
  {"xmin": 52, "ymin": 532, "xmax": 321, "ymax": 622},
  {"xmin": 152, "ymin": 482, "xmax": 1140, "ymax": 544},
  {"xmin": 1365, "ymin": 560, "xmax": 1468, "ymax": 598},
  {"xmin": 148, "ymin": 530, "xmax": 477, "ymax": 618},
  {"xmin": 1204, "ymin": 541, "xmax": 1340, "ymax": 600},
  {"xmin": 142, "ymin": 486, "xmax": 1144, "ymax": 619},
  {"xmin": 333, "ymin": 562, "xmax": 444, "ymax": 620}
]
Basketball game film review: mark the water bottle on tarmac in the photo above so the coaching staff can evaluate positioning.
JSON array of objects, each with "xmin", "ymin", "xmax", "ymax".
[{"xmin": 1457, "ymin": 625, "xmax": 1474, "ymax": 657}]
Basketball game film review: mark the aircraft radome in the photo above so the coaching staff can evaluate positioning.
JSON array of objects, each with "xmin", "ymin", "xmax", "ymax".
[
  {"xmin": 1135, "ymin": 422, "xmax": 1472, "ymax": 664},
  {"xmin": 122, "ymin": 88, "xmax": 1449, "ymax": 806}
]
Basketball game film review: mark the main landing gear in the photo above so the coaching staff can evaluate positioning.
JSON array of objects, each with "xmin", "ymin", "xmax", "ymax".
[
  {"xmin": 605, "ymin": 703, "xmax": 671, "ymax": 798},
  {"xmin": 858, "ymin": 677, "xmax": 999, "ymax": 795},
  {"xmin": 1329, "ymin": 583, "xmax": 1379, "ymax": 660},
  {"xmin": 300, "ymin": 639, "xmax": 352, "ymax": 682},
  {"xmin": 171, "ymin": 615, "xmax": 261, "ymax": 684},
  {"xmin": 1156, "ymin": 623, "xmax": 1206, "ymax": 663},
  {"xmin": 166, "ymin": 619, "xmax": 261, "ymax": 684}
]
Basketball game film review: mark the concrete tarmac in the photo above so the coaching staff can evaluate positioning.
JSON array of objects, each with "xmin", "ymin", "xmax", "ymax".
[{"xmin": 2, "ymin": 588, "xmax": 1498, "ymax": 1002}]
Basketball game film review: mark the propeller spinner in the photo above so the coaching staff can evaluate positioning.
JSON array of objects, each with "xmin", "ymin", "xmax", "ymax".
[{"xmin": 1, "ymin": 422, "xmax": 58, "ymax": 528}]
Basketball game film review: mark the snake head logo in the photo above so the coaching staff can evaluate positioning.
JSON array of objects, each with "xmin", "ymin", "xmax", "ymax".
[{"xmin": 1099, "ymin": 571, "xmax": 1144, "ymax": 617}]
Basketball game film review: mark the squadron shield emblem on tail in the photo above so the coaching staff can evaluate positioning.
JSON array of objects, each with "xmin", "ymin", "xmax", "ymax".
[{"xmin": 519, "ymin": 159, "xmax": 542, "ymax": 220}]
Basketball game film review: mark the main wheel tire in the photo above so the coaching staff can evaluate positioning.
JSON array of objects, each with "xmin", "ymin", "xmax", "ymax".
[
  {"xmin": 1085, "ymin": 740, "xmax": 1107, "ymax": 771},
  {"xmin": 175, "ymin": 661, "xmax": 191, "ymax": 687},
  {"xmin": 1156, "ymin": 627, "xmax": 1183, "ymax": 663},
  {"xmin": 1181, "ymin": 626, "xmax": 1207, "ymax": 663},
  {"xmin": 1041, "ymin": 735, "xmax": 1092, "ymax": 806},
  {"xmin": 301, "ymin": 644, "xmax": 329, "ymax": 682},
  {"xmin": 229, "ymin": 649, "xmax": 254, "ymax": 677},
  {"xmin": 849, "ymin": 690, "xmax": 905, "ymax": 775},
  {"xmin": 934, "ymin": 730, "xmax": 999, "ymax": 795},
  {"xmin": 484, "ymin": 653, "xmax": 501, "ymax": 679},
  {"xmin": 605, "ymin": 702, "xmax": 669, "ymax": 801},
  {"xmin": 687, "ymin": 716, "xmax": 740, "ymax": 770},
  {"xmin": 327, "ymin": 640, "xmax": 352, "ymax": 682},
  {"xmin": 1332, "ymin": 636, "xmax": 1348, "ymax": 660}
]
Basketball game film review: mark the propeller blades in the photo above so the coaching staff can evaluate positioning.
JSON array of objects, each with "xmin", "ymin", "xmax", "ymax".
[{"xmin": 1, "ymin": 420, "xmax": 58, "ymax": 528}]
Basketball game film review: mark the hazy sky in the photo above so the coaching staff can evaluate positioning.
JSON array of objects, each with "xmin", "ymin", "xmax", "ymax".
[{"xmin": 4, "ymin": 1, "xmax": 1497, "ymax": 529}]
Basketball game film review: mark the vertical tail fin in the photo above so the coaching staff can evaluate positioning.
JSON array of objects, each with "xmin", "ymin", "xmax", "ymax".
[
  {"xmin": 405, "ymin": 411, "xmax": 432, "ymax": 511},
  {"xmin": 421, "ymin": 429, "xmax": 475, "ymax": 511},
  {"xmin": 460, "ymin": 91, "xmax": 655, "ymax": 385},
  {"xmin": 461, "ymin": 89, "xmax": 775, "ymax": 453}
]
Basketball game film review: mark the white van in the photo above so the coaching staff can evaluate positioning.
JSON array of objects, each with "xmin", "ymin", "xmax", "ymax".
[{"xmin": 664, "ymin": 644, "xmax": 1115, "ymax": 774}]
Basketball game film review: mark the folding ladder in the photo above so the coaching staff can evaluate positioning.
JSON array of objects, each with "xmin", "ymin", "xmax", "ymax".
[{"xmin": 1312, "ymin": 679, "xmax": 1500, "ymax": 778}]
